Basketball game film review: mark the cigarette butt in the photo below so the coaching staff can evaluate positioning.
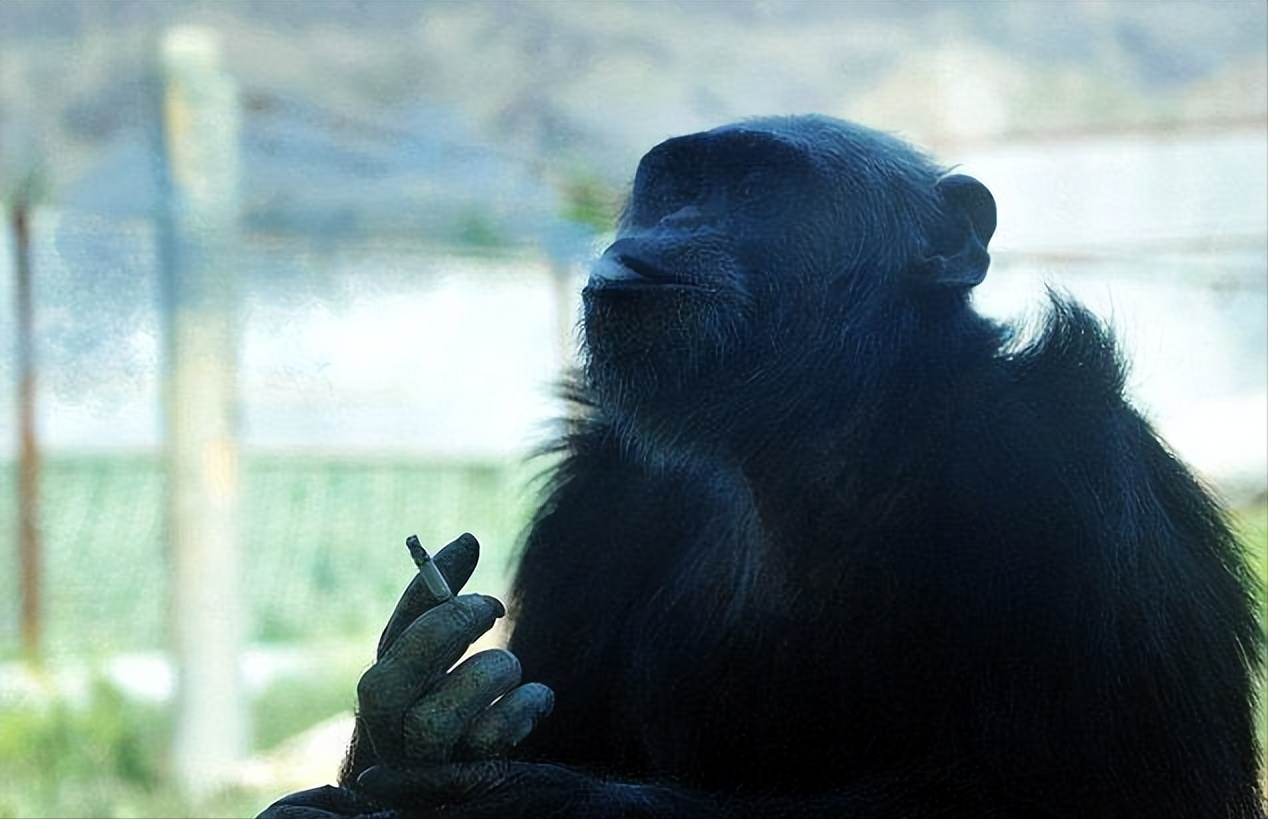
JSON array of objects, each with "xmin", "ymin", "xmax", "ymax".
[{"xmin": 406, "ymin": 534, "xmax": 454, "ymax": 601}]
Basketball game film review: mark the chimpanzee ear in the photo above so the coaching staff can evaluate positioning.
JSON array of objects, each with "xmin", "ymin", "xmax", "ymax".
[{"xmin": 914, "ymin": 174, "xmax": 996, "ymax": 289}]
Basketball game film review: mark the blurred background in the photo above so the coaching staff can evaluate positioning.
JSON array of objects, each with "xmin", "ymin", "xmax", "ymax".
[{"xmin": 0, "ymin": 2, "xmax": 1264, "ymax": 816}]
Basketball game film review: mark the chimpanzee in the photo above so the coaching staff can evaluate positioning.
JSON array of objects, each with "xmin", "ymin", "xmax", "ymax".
[{"xmin": 260, "ymin": 116, "xmax": 1264, "ymax": 819}]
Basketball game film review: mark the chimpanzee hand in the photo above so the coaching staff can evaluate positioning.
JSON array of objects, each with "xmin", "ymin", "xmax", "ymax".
[
  {"xmin": 259, "ymin": 534, "xmax": 555, "ymax": 819},
  {"xmin": 353, "ymin": 534, "xmax": 554, "ymax": 772}
]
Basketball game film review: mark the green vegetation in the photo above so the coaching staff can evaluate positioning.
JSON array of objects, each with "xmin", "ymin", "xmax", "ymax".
[
  {"xmin": 454, "ymin": 209, "xmax": 514, "ymax": 250},
  {"xmin": 1238, "ymin": 503, "xmax": 1267, "ymax": 583},
  {"xmin": 1, "ymin": 453, "xmax": 545, "ymax": 816},
  {"xmin": 0, "ymin": 674, "xmax": 334, "ymax": 818},
  {"xmin": 0, "ymin": 680, "xmax": 165, "ymax": 816},
  {"xmin": 251, "ymin": 646, "xmax": 362, "ymax": 752},
  {"xmin": 558, "ymin": 169, "xmax": 620, "ymax": 233},
  {"xmin": 0, "ymin": 454, "xmax": 541, "ymax": 657},
  {"xmin": 1236, "ymin": 504, "xmax": 1267, "ymax": 762}
]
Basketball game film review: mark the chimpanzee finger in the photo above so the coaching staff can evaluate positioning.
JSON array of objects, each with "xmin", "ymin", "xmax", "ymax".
[
  {"xmin": 376, "ymin": 533, "xmax": 481, "ymax": 659},
  {"xmin": 401, "ymin": 649, "xmax": 523, "ymax": 763},
  {"xmin": 456, "ymin": 682, "xmax": 555, "ymax": 760},
  {"xmin": 357, "ymin": 593, "xmax": 506, "ymax": 763}
]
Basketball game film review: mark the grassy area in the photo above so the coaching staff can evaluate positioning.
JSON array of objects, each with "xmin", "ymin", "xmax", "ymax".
[
  {"xmin": 1236, "ymin": 504, "xmax": 1268, "ymax": 767},
  {"xmin": 0, "ymin": 454, "xmax": 543, "ymax": 658},
  {"xmin": 0, "ymin": 672, "xmax": 351, "ymax": 819},
  {"xmin": 1239, "ymin": 503, "xmax": 1267, "ymax": 582},
  {"xmin": 1, "ymin": 452, "xmax": 545, "ymax": 817}
]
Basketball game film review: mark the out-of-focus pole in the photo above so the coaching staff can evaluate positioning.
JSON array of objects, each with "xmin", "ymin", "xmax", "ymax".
[
  {"xmin": 13, "ymin": 193, "xmax": 42, "ymax": 667},
  {"xmin": 158, "ymin": 25, "xmax": 247, "ymax": 799}
]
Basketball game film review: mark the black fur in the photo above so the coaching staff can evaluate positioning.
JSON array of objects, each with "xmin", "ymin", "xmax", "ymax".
[
  {"xmin": 268, "ymin": 115, "xmax": 1264, "ymax": 818},
  {"xmin": 506, "ymin": 117, "xmax": 1264, "ymax": 818}
]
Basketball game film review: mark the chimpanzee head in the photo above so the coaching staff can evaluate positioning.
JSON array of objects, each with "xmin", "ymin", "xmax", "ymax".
[{"xmin": 581, "ymin": 115, "xmax": 996, "ymax": 432}]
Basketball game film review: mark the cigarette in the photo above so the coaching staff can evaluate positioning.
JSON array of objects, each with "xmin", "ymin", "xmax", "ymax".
[{"xmin": 406, "ymin": 534, "xmax": 454, "ymax": 601}]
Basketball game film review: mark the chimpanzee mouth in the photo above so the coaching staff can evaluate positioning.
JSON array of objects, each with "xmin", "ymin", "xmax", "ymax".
[
  {"xmin": 588, "ymin": 251, "xmax": 704, "ymax": 292},
  {"xmin": 618, "ymin": 254, "xmax": 670, "ymax": 281},
  {"xmin": 588, "ymin": 253, "xmax": 665, "ymax": 287}
]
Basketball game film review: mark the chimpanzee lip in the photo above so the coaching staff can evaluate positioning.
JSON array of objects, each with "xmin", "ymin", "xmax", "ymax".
[
  {"xmin": 588, "ymin": 253, "xmax": 698, "ymax": 290},
  {"xmin": 616, "ymin": 254, "xmax": 669, "ymax": 282}
]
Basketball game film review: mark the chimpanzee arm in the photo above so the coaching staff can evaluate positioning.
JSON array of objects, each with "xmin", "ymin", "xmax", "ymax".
[{"xmin": 266, "ymin": 759, "xmax": 964, "ymax": 819}]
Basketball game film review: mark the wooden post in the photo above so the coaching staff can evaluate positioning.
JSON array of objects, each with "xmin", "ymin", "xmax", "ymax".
[
  {"xmin": 12, "ymin": 193, "xmax": 42, "ymax": 667},
  {"xmin": 158, "ymin": 26, "xmax": 247, "ymax": 798}
]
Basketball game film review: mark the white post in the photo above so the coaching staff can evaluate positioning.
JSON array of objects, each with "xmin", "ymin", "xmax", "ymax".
[{"xmin": 158, "ymin": 26, "xmax": 247, "ymax": 799}]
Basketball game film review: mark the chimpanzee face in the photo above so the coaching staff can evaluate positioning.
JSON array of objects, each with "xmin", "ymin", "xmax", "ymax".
[{"xmin": 581, "ymin": 116, "xmax": 994, "ymax": 422}]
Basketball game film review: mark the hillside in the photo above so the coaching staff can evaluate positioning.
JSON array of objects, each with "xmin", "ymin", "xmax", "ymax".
[{"xmin": 1, "ymin": 1, "xmax": 1264, "ymax": 242}]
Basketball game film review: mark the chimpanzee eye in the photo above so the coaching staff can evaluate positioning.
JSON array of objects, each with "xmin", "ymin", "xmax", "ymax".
[
  {"xmin": 630, "ymin": 165, "xmax": 703, "ymax": 226},
  {"xmin": 734, "ymin": 166, "xmax": 781, "ymax": 210}
]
